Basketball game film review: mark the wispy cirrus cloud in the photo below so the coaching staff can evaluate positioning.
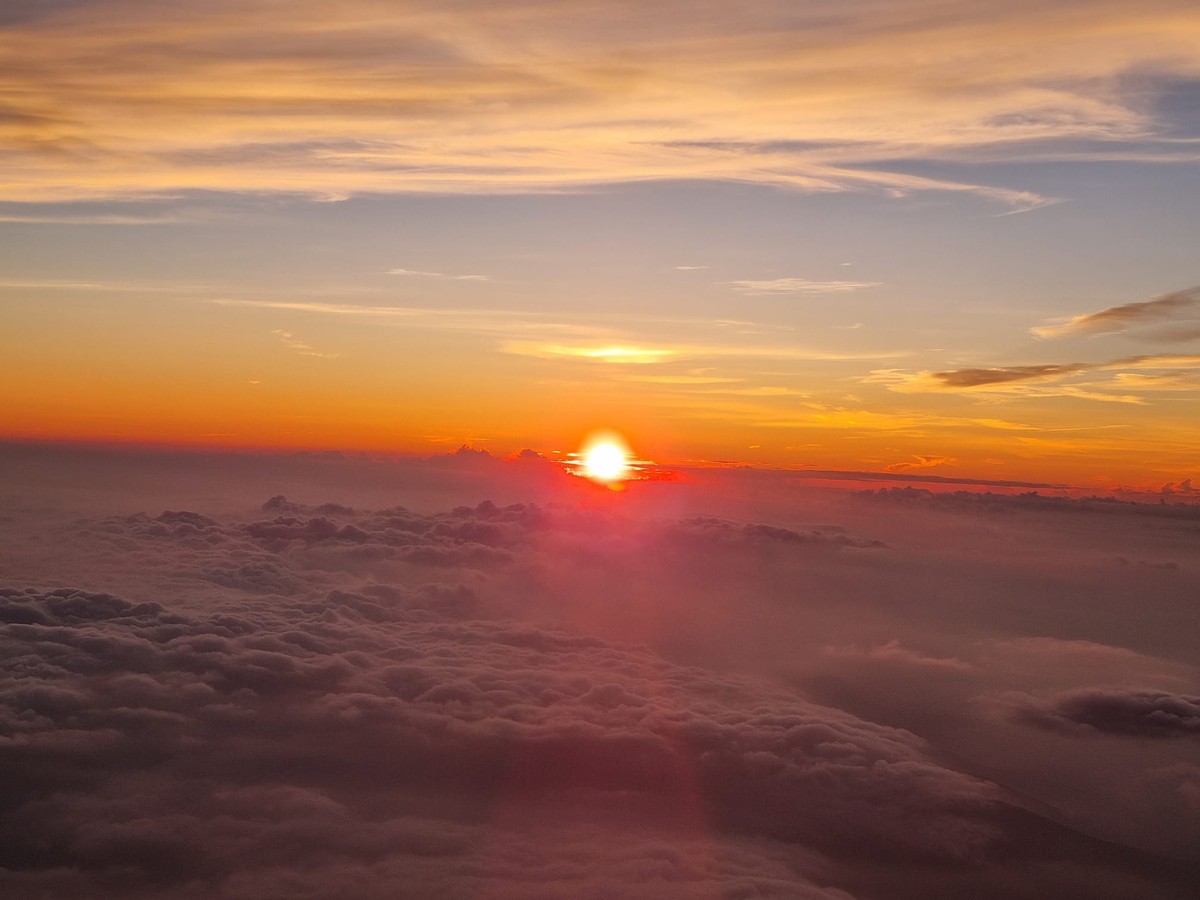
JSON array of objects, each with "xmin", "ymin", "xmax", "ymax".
[
  {"xmin": 212, "ymin": 298, "xmax": 909, "ymax": 367},
  {"xmin": 501, "ymin": 341, "xmax": 903, "ymax": 365},
  {"xmin": 0, "ymin": 211, "xmax": 191, "ymax": 225},
  {"xmin": 2, "ymin": 1, "xmax": 1197, "ymax": 205},
  {"xmin": 385, "ymin": 268, "xmax": 490, "ymax": 281},
  {"xmin": 271, "ymin": 329, "xmax": 338, "ymax": 359},
  {"xmin": 1031, "ymin": 287, "xmax": 1200, "ymax": 338},
  {"xmin": 501, "ymin": 342, "xmax": 676, "ymax": 364},
  {"xmin": 212, "ymin": 298, "xmax": 613, "ymax": 349},
  {"xmin": 754, "ymin": 408, "xmax": 1036, "ymax": 433},
  {"xmin": 211, "ymin": 298, "xmax": 593, "ymax": 331},
  {"xmin": 0, "ymin": 277, "xmax": 209, "ymax": 293},
  {"xmin": 612, "ymin": 374, "xmax": 740, "ymax": 384},
  {"xmin": 1099, "ymin": 371, "xmax": 1200, "ymax": 391},
  {"xmin": 929, "ymin": 363, "xmax": 1095, "ymax": 388},
  {"xmin": 869, "ymin": 353, "xmax": 1200, "ymax": 404},
  {"xmin": 728, "ymin": 278, "xmax": 882, "ymax": 296}
]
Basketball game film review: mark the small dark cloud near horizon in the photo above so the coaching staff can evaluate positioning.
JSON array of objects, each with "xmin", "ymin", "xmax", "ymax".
[
  {"xmin": 859, "ymin": 485, "xmax": 1200, "ymax": 523},
  {"xmin": 885, "ymin": 454, "xmax": 954, "ymax": 472},
  {"xmin": 1160, "ymin": 478, "xmax": 1197, "ymax": 495}
]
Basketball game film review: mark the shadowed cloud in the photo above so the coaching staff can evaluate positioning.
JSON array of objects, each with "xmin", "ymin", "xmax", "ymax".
[
  {"xmin": 1016, "ymin": 689, "xmax": 1200, "ymax": 739},
  {"xmin": 875, "ymin": 351, "xmax": 1200, "ymax": 403},
  {"xmin": 932, "ymin": 363, "xmax": 1094, "ymax": 388},
  {"xmin": 1032, "ymin": 288, "xmax": 1200, "ymax": 339}
]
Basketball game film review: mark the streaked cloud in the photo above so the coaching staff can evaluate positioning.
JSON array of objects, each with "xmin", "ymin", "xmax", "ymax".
[
  {"xmin": 0, "ymin": 211, "xmax": 190, "ymax": 225},
  {"xmin": 2, "ymin": 1, "xmax": 1198, "ymax": 205},
  {"xmin": 502, "ymin": 342, "xmax": 676, "ymax": 364},
  {"xmin": 503, "ymin": 340, "xmax": 908, "ymax": 365},
  {"xmin": 728, "ymin": 278, "xmax": 883, "ymax": 296},
  {"xmin": 385, "ymin": 268, "xmax": 490, "ymax": 281},
  {"xmin": 271, "ymin": 329, "xmax": 339, "ymax": 359},
  {"xmin": 931, "ymin": 363, "xmax": 1094, "ymax": 388},
  {"xmin": 1101, "ymin": 371, "xmax": 1200, "ymax": 391},
  {"xmin": 1032, "ymin": 287, "xmax": 1200, "ymax": 338},
  {"xmin": 612, "ymin": 374, "xmax": 742, "ymax": 385},
  {"xmin": 211, "ymin": 298, "xmax": 602, "ymax": 337},
  {"xmin": 755, "ymin": 408, "xmax": 1037, "ymax": 433},
  {"xmin": 871, "ymin": 354, "xmax": 1200, "ymax": 404},
  {"xmin": 0, "ymin": 278, "xmax": 208, "ymax": 293},
  {"xmin": 213, "ymin": 299, "xmax": 441, "ymax": 318},
  {"xmin": 211, "ymin": 298, "xmax": 909, "ymax": 368}
]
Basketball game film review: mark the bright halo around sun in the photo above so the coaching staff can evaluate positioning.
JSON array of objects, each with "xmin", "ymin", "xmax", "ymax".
[{"xmin": 578, "ymin": 432, "xmax": 632, "ymax": 484}]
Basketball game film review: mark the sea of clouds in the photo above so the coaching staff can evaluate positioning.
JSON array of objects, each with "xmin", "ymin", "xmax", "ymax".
[{"xmin": 2, "ymin": 444, "xmax": 1198, "ymax": 898}]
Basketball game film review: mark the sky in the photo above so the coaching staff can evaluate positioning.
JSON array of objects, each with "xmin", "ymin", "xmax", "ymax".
[{"xmin": 1, "ymin": 0, "xmax": 1199, "ymax": 491}]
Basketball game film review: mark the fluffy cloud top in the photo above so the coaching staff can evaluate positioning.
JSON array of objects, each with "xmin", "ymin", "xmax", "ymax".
[{"xmin": 2, "ymin": 453, "xmax": 1200, "ymax": 897}]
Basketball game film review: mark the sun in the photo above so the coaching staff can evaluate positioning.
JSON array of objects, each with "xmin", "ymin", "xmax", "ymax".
[
  {"xmin": 584, "ymin": 442, "xmax": 627, "ymax": 481},
  {"xmin": 578, "ymin": 432, "xmax": 632, "ymax": 483}
]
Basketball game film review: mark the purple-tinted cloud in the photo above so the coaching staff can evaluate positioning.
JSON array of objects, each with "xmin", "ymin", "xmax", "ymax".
[
  {"xmin": 0, "ymin": 581, "xmax": 1004, "ymax": 897},
  {"xmin": 3, "ymin": 449, "xmax": 1200, "ymax": 897}
]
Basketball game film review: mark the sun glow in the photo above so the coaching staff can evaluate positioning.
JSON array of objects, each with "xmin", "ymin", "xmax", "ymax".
[{"xmin": 578, "ymin": 432, "xmax": 632, "ymax": 483}]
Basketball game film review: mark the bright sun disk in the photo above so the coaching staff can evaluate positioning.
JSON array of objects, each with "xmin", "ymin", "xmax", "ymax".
[{"xmin": 580, "ymin": 434, "xmax": 631, "ymax": 483}]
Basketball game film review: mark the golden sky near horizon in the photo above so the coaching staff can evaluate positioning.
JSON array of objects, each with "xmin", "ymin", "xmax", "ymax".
[{"xmin": 2, "ymin": 0, "xmax": 1199, "ymax": 490}]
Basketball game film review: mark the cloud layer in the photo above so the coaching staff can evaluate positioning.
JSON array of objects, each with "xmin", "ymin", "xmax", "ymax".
[
  {"xmin": 3, "ymin": 451, "xmax": 1200, "ymax": 897},
  {"xmin": 2, "ymin": 0, "xmax": 1198, "ymax": 203}
]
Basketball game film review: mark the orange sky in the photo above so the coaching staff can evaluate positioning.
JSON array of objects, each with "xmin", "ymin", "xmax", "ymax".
[{"xmin": 2, "ymin": 0, "xmax": 1199, "ymax": 492}]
